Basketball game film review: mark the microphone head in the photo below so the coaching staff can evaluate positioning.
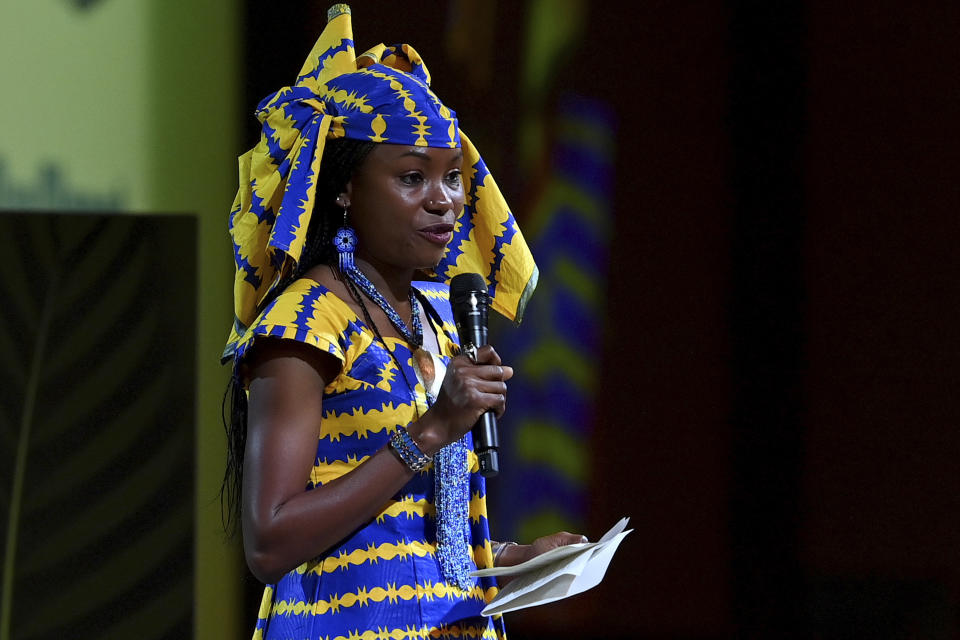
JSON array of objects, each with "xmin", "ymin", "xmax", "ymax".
[
  {"xmin": 450, "ymin": 272, "xmax": 490, "ymax": 343},
  {"xmin": 450, "ymin": 272, "xmax": 487, "ymax": 299}
]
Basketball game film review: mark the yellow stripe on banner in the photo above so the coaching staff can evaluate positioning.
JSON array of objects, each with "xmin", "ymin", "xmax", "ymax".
[
  {"xmin": 271, "ymin": 582, "xmax": 496, "ymax": 617},
  {"xmin": 515, "ymin": 420, "xmax": 588, "ymax": 483},
  {"xmin": 519, "ymin": 337, "xmax": 592, "ymax": 391}
]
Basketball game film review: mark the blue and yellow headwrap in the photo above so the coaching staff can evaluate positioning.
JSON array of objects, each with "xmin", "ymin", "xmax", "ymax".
[{"xmin": 224, "ymin": 4, "xmax": 537, "ymax": 360}]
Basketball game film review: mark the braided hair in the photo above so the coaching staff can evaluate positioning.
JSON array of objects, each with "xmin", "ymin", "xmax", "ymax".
[{"xmin": 221, "ymin": 138, "xmax": 376, "ymax": 536}]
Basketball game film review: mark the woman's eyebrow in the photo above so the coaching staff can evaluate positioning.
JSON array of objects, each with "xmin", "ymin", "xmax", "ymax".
[
  {"xmin": 400, "ymin": 148, "xmax": 432, "ymax": 160},
  {"xmin": 398, "ymin": 149, "xmax": 465, "ymax": 163}
]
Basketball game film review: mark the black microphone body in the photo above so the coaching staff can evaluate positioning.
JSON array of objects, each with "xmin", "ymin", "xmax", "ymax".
[{"xmin": 450, "ymin": 273, "xmax": 500, "ymax": 477}]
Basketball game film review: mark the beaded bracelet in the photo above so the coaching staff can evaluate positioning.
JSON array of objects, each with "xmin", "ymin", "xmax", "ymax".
[{"xmin": 390, "ymin": 426, "xmax": 433, "ymax": 472}]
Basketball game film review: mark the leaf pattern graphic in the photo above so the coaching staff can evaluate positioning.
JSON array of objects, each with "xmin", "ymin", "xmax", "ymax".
[{"xmin": 0, "ymin": 213, "xmax": 195, "ymax": 640}]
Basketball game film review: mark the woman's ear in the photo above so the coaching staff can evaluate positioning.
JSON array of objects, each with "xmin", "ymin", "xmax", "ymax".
[{"xmin": 339, "ymin": 181, "xmax": 354, "ymax": 207}]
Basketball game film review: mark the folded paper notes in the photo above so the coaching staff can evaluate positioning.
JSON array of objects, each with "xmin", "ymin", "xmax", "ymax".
[{"xmin": 471, "ymin": 517, "xmax": 632, "ymax": 616}]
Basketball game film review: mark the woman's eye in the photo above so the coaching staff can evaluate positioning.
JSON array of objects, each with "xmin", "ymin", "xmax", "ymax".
[
  {"xmin": 399, "ymin": 173, "xmax": 423, "ymax": 185},
  {"xmin": 445, "ymin": 171, "xmax": 462, "ymax": 186}
]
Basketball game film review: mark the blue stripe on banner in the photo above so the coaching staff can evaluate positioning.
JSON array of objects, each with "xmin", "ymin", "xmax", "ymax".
[{"xmin": 490, "ymin": 95, "xmax": 616, "ymax": 541}]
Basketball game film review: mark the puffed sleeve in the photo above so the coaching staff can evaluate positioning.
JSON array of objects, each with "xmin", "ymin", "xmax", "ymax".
[{"xmin": 232, "ymin": 279, "xmax": 354, "ymax": 378}]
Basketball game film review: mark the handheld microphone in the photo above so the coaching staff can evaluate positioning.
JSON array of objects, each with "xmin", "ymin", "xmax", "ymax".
[{"xmin": 450, "ymin": 273, "xmax": 499, "ymax": 477}]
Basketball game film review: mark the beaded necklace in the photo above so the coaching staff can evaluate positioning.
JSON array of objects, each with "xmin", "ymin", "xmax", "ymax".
[
  {"xmin": 343, "ymin": 264, "xmax": 422, "ymax": 346},
  {"xmin": 341, "ymin": 266, "xmax": 474, "ymax": 591}
]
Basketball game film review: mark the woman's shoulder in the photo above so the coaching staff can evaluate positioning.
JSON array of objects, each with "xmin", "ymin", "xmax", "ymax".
[
  {"xmin": 233, "ymin": 275, "xmax": 360, "ymax": 367},
  {"xmin": 262, "ymin": 276, "xmax": 355, "ymax": 325}
]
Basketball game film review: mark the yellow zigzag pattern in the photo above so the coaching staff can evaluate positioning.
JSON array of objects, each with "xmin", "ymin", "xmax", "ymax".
[
  {"xmin": 321, "ymin": 401, "xmax": 414, "ymax": 441},
  {"xmin": 468, "ymin": 491, "xmax": 485, "ymax": 523},
  {"xmin": 326, "ymin": 371, "xmax": 377, "ymax": 395},
  {"xmin": 310, "ymin": 454, "xmax": 428, "ymax": 487},
  {"xmin": 254, "ymin": 622, "xmax": 502, "ymax": 640},
  {"xmin": 310, "ymin": 454, "xmax": 367, "ymax": 486},
  {"xmin": 318, "ymin": 86, "xmax": 372, "ymax": 112},
  {"xmin": 323, "ymin": 622, "xmax": 502, "ymax": 640},
  {"xmin": 305, "ymin": 538, "xmax": 433, "ymax": 574},
  {"xmin": 416, "ymin": 286, "xmax": 448, "ymax": 300},
  {"xmin": 298, "ymin": 536, "xmax": 494, "ymax": 575},
  {"xmin": 271, "ymin": 582, "xmax": 497, "ymax": 617},
  {"xmin": 474, "ymin": 539, "xmax": 495, "ymax": 570},
  {"xmin": 356, "ymin": 68, "xmax": 413, "ymax": 115},
  {"xmin": 377, "ymin": 495, "xmax": 434, "ymax": 521},
  {"xmin": 375, "ymin": 357, "xmax": 398, "ymax": 391}
]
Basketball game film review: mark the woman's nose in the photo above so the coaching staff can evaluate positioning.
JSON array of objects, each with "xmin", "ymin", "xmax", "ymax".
[
  {"xmin": 426, "ymin": 198, "xmax": 447, "ymax": 212},
  {"xmin": 425, "ymin": 189, "xmax": 452, "ymax": 214}
]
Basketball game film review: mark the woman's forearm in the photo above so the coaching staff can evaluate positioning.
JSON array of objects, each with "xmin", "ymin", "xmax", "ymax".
[
  {"xmin": 243, "ymin": 441, "xmax": 416, "ymax": 583},
  {"xmin": 243, "ymin": 408, "xmax": 450, "ymax": 584}
]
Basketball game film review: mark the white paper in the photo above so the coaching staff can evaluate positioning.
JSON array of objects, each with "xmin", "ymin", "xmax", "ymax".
[{"xmin": 470, "ymin": 517, "xmax": 632, "ymax": 616}]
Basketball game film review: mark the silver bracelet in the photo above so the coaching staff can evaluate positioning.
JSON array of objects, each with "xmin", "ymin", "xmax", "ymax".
[{"xmin": 389, "ymin": 426, "xmax": 433, "ymax": 472}]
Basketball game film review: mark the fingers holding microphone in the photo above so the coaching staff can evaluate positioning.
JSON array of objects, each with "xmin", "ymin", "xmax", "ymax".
[
  {"xmin": 461, "ymin": 344, "xmax": 513, "ymax": 417},
  {"xmin": 425, "ymin": 345, "xmax": 512, "ymax": 442}
]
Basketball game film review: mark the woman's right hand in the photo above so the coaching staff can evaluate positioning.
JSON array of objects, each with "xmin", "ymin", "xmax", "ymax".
[{"xmin": 410, "ymin": 344, "xmax": 512, "ymax": 455}]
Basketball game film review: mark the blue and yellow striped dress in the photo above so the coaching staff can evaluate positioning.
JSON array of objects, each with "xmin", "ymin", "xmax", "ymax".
[{"xmin": 234, "ymin": 278, "xmax": 506, "ymax": 640}]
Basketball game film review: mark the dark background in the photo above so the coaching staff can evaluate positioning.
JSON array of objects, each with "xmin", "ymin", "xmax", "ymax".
[
  {"xmin": 239, "ymin": 2, "xmax": 960, "ymax": 638},
  {"xmin": 0, "ymin": 214, "xmax": 196, "ymax": 640}
]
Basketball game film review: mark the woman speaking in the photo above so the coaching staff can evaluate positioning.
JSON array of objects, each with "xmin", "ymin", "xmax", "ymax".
[{"xmin": 221, "ymin": 5, "xmax": 584, "ymax": 638}]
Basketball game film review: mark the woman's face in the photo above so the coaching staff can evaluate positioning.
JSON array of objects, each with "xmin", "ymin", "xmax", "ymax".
[{"xmin": 345, "ymin": 143, "xmax": 464, "ymax": 273}]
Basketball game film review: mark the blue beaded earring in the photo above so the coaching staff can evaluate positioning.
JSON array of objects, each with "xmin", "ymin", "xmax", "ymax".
[{"xmin": 333, "ymin": 199, "xmax": 357, "ymax": 271}]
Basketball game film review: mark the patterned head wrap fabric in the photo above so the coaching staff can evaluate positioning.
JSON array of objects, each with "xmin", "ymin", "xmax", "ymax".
[{"xmin": 223, "ymin": 3, "xmax": 537, "ymax": 361}]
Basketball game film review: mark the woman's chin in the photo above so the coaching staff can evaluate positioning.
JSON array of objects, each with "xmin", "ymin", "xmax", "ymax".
[{"xmin": 421, "ymin": 247, "xmax": 450, "ymax": 271}]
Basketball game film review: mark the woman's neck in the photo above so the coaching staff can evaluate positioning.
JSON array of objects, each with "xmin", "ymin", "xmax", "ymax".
[{"xmin": 352, "ymin": 257, "xmax": 414, "ymax": 305}]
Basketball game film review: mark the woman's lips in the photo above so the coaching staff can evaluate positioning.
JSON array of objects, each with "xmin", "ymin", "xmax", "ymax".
[{"xmin": 418, "ymin": 223, "xmax": 454, "ymax": 245}]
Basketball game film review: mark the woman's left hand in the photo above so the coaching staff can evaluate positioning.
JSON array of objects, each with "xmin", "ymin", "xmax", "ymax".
[{"xmin": 496, "ymin": 531, "xmax": 588, "ymax": 568}]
